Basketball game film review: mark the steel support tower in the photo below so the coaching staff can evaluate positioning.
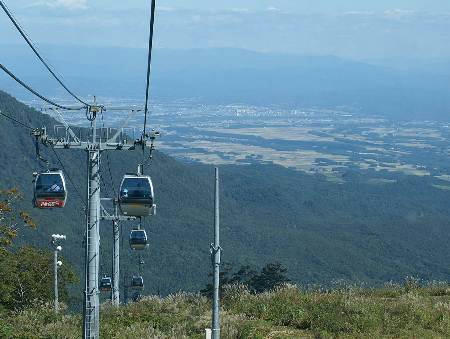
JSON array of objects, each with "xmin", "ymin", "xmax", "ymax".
[
  {"xmin": 84, "ymin": 148, "xmax": 101, "ymax": 338},
  {"xmin": 101, "ymin": 201, "xmax": 135, "ymax": 307},
  {"xmin": 34, "ymin": 105, "xmax": 156, "ymax": 339}
]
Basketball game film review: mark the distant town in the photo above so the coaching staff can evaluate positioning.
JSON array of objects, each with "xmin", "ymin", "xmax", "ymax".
[{"xmin": 28, "ymin": 97, "xmax": 450, "ymax": 187}]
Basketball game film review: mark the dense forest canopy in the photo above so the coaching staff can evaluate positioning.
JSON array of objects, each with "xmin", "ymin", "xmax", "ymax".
[{"xmin": 0, "ymin": 90, "xmax": 449, "ymax": 310}]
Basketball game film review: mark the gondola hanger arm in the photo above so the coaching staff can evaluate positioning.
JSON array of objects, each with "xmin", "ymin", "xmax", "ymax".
[
  {"xmin": 106, "ymin": 109, "xmax": 140, "ymax": 144},
  {"xmin": 48, "ymin": 108, "xmax": 81, "ymax": 143}
]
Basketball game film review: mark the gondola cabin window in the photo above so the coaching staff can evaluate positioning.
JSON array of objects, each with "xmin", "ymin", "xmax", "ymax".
[{"xmin": 120, "ymin": 178, "xmax": 152, "ymax": 200}]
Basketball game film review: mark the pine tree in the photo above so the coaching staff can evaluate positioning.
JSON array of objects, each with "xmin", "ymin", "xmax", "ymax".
[{"xmin": 249, "ymin": 262, "xmax": 290, "ymax": 293}]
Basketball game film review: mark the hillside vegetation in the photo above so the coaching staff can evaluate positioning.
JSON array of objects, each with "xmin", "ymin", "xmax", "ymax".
[
  {"xmin": 1, "ymin": 90, "xmax": 450, "ymax": 307},
  {"xmin": 1, "ymin": 282, "xmax": 450, "ymax": 338}
]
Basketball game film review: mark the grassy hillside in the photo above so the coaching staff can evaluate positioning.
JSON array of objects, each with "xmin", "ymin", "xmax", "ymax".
[
  {"xmin": 1, "ymin": 90, "xmax": 450, "ymax": 309},
  {"xmin": 2, "ymin": 282, "xmax": 450, "ymax": 338}
]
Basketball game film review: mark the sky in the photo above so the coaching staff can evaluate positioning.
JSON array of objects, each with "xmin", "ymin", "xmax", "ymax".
[
  {"xmin": 16, "ymin": 0, "xmax": 450, "ymax": 12},
  {"xmin": 1, "ymin": 0, "xmax": 450, "ymax": 60}
]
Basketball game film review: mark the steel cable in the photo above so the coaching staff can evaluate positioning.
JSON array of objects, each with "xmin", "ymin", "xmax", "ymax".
[
  {"xmin": 50, "ymin": 147, "xmax": 87, "ymax": 208},
  {"xmin": 0, "ymin": 110, "xmax": 34, "ymax": 129},
  {"xmin": 0, "ymin": 63, "xmax": 84, "ymax": 110},
  {"xmin": 0, "ymin": 1, "xmax": 89, "ymax": 107},
  {"xmin": 142, "ymin": 0, "xmax": 156, "ymax": 139}
]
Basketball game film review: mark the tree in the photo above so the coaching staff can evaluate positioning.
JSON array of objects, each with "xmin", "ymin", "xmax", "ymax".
[
  {"xmin": 0, "ymin": 189, "xmax": 35, "ymax": 251},
  {"xmin": 229, "ymin": 265, "xmax": 257, "ymax": 285},
  {"xmin": 0, "ymin": 189, "xmax": 78, "ymax": 312},
  {"xmin": 200, "ymin": 262, "xmax": 291, "ymax": 297},
  {"xmin": 200, "ymin": 262, "xmax": 234, "ymax": 298},
  {"xmin": 0, "ymin": 246, "xmax": 78, "ymax": 312},
  {"xmin": 249, "ymin": 262, "xmax": 291, "ymax": 293}
]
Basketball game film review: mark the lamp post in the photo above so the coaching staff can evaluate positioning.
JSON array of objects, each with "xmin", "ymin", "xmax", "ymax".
[
  {"xmin": 211, "ymin": 168, "xmax": 221, "ymax": 339},
  {"xmin": 51, "ymin": 234, "xmax": 66, "ymax": 313}
]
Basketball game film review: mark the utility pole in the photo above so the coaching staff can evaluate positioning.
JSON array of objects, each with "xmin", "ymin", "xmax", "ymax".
[
  {"xmin": 123, "ymin": 269, "xmax": 129, "ymax": 305},
  {"xmin": 51, "ymin": 234, "xmax": 66, "ymax": 314},
  {"xmin": 112, "ymin": 218, "xmax": 119, "ymax": 305},
  {"xmin": 34, "ymin": 104, "xmax": 158, "ymax": 339},
  {"xmin": 54, "ymin": 248, "xmax": 58, "ymax": 312},
  {"xmin": 101, "ymin": 200, "xmax": 135, "ymax": 307},
  {"xmin": 211, "ymin": 167, "xmax": 221, "ymax": 339}
]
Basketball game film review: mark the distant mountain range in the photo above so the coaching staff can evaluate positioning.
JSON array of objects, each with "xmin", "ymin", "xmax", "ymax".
[
  {"xmin": 1, "ymin": 90, "xmax": 450, "ymax": 310},
  {"xmin": 1, "ymin": 45, "xmax": 450, "ymax": 121}
]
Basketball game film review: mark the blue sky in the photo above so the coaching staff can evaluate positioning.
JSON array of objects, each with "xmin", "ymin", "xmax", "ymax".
[{"xmin": 2, "ymin": 1, "xmax": 450, "ymax": 60}]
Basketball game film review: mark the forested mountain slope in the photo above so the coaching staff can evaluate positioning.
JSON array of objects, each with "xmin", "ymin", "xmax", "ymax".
[{"xmin": 1, "ymin": 90, "xmax": 450, "ymax": 309}]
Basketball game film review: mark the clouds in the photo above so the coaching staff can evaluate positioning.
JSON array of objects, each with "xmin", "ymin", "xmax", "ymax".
[
  {"xmin": 383, "ymin": 9, "xmax": 417, "ymax": 19},
  {"xmin": 56, "ymin": 0, "xmax": 87, "ymax": 9},
  {"xmin": 2, "ymin": 2, "xmax": 450, "ymax": 60},
  {"xmin": 29, "ymin": 0, "xmax": 87, "ymax": 10},
  {"xmin": 343, "ymin": 11, "xmax": 375, "ymax": 16}
]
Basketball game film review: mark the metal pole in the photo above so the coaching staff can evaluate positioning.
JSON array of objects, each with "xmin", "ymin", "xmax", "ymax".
[
  {"xmin": 83, "ymin": 149, "xmax": 101, "ymax": 339},
  {"xmin": 102, "ymin": 202, "xmax": 133, "ymax": 306},
  {"xmin": 51, "ymin": 234, "xmax": 65, "ymax": 314},
  {"xmin": 212, "ymin": 167, "xmax": 221, "ymax": 339},
  {"xmin": 123, "ymin": 268, "xmax": 128, "ymax": 305},
  {"xmin": 112, "ymin": 216, "xmax": 120, "ymax": 306},
  {"xmin": 54, "ymin": 249, "xmax": 59, "ymax": 313}
]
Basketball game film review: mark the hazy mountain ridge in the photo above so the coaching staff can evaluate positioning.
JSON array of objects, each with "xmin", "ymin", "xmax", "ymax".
[{"xmin": 2, "ymin": 46, "xmax": 450, "ymax": 120}]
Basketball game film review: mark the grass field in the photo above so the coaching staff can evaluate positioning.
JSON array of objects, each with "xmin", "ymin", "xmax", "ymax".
[{"xmin": 2, "ymin": 280, "xmax": 450, "ymax": 338}]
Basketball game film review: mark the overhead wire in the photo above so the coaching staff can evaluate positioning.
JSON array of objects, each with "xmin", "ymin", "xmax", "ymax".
[
  {"xmin": 50, "ymin": 147, "xmax": 87, "ymax": 208},
  {"xmin": 142, "ymin": 0, "xmax": 156, "ymax": 140},
  {"xmin": 0, "ymin": 110, "xmax": 34, "ymax": 129},
  {"xmin": 98, "ymin": 171, "xmax": 112, "ymax": 200},
  {"xmin": 0, "ymin": 63, "xmax": 84, "ymax": 110},
  {"xmin": 0, "ymin": 1, "xmax": 89, "ymax": 107},
  {"xmin": 95, "ymin": 126, "xmax": 110, "ymax": 195},
  {"xmin": 105, "ymin": 152, "xmax": 117, "ymax": 196},
  {"xmin": 100, "ymin": 111, "xmax": 117, "ymax": 198},
  {"xmin": 128, "ymin": 1, "xmax": 157, "ymax": 285},
  {"xmin": 0, "ymin": 109, "xmax": 48, "ymax": 169},
  {"xmin": 1, "ymin": 107, "xmax": 86, "ymax": 214}
]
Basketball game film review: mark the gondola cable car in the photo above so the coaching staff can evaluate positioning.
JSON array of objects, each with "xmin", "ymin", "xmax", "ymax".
[
  {"xmin": 33, "ymin": 169, "xmax": 67, "ymax": 208},
  {"xmin": 131, "ymin": 275, "xmax": 144, "ymax": 290},
  {"xmin": 100, "ymin": 275, "xmax": 112, "ymax": 292},
  {"xmin": 118, "ymin": 173, "xmax": 155, "ymax": 217},
  {"xmin": 129, "ymin": 228, "xmax": 149, "ymax": 250},
  {"xmin": 132, "ymin": 292, "xmax": 142, "ymax": 302}
]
